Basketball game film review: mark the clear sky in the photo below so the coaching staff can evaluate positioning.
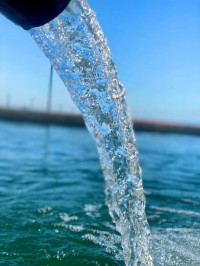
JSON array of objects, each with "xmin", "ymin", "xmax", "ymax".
[{"xmin": 0, "ymin": 0, "xmax": 200, "ymax": 124}]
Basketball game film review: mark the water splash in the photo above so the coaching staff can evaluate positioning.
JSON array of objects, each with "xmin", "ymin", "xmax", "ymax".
[{"xmin": 29, "ymin": 0, "xmax": 153, "ymax": 264}]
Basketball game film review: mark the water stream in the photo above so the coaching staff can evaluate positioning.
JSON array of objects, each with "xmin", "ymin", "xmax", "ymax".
[{"xmin": 29, "ymin": 0, "xmax": 153, "ymax": 264}]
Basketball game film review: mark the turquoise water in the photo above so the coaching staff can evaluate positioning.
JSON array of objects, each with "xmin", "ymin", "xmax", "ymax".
[{"xmin": 0, "ymin": 121, "xmax": 200, "ymax": 265}]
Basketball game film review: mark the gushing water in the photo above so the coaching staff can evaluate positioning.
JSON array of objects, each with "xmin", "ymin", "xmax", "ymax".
[{"xmin": 29, "ymin": 0, "xmax": 153, "ymax": 264}]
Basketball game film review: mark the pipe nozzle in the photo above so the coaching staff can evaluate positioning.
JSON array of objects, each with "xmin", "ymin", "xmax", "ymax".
[{"xmin": 0, "ymin": 0, "xmax": 71, "ymax": 30}]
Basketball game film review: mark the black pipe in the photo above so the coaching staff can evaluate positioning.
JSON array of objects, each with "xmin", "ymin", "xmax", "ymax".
[{"xmin": 0, "ymin": 0, "xmax": 71, "ymax": 30}]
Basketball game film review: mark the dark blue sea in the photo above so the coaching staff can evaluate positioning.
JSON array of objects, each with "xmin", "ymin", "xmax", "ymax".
[{"xmin": 0, "ymin": 121, "xmax": 200, "ymax": 265}]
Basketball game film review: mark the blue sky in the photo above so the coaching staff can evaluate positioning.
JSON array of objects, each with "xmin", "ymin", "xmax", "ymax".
[{"xmin": 0, "ymin": 0, "xmax": 200, "ymax": 124}]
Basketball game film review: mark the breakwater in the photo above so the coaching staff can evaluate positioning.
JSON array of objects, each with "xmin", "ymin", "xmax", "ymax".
[{"xmin": 0, "ymin": 107, "xmax": 199, "ymax": 136}]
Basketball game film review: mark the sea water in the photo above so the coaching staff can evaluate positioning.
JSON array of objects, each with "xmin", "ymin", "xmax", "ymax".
[
  {"xmin": 29, "ymin": 0, "xmax": 153, "ymax": 264},
  {"xmin": 1, "ymin": 122, "xmax": 200, "ymax": 265}
]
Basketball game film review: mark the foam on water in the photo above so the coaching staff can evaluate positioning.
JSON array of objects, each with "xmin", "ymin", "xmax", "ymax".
[
  {"xmin": 29, "ymin": 0, "xmax": 153, "ymax": 264},
  {"xmin": 149, "ymin": 206, "xmax": 200, "ymax": 217},
  {"xmin": 150, "ymin": 228, "xmax": 200, "ymax": 265}
]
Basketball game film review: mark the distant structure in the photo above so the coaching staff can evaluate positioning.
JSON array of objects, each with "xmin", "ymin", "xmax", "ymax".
[
  {"xmin": 46, "ymin": 65, "xmax": 53, "ymax": 113},
  {"xmin": 0, "ymin": 107, "xmax": 199, "ymax": 136}
]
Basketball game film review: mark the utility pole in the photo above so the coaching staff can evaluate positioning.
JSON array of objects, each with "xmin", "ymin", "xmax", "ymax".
[
  {"xmin": 46, "ymin": 65, "xmax": 53, "ymax": 113},
  {"xmin": 30, "ymin": 97, "xmax": 34, "ymax": 110},
  {"xmin": 6, "ymin": 93, "xmax": 11, "ymax": 109}
]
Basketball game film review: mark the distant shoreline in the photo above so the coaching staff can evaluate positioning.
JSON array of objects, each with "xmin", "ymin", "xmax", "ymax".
[{"xmin": 0, "ymin": 107, "xmax": 199, "ymax": 136}]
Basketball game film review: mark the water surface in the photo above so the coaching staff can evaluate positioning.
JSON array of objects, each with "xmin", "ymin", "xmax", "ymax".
[{"xmin": 0, "ymin": 121, "xmax": 200, "ymax": 265}]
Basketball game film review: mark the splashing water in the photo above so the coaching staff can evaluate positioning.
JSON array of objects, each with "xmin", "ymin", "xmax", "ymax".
[{"xmin": 29, "ymin": 0, "xmax": 153, "ymax": 264}]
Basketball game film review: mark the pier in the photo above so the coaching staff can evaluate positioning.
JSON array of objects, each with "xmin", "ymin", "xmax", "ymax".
[{"xmin": 0, "ymin": 107, "xmax": 199, "ymax": 136}]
